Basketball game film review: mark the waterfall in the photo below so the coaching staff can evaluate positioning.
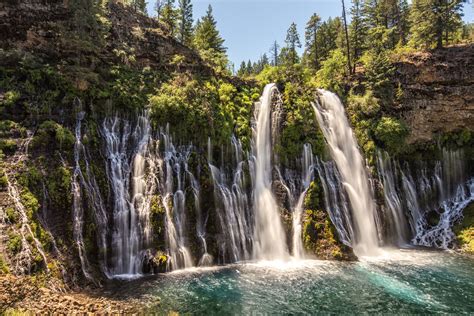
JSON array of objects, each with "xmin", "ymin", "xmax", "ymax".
[
  {"xmin": 291, "ymin": 144, "xmax": 314, "ymax": 258},
  {"xmin": 312, "ymin": 90, "xmax": 380, "ymax": 256},
  {"xmin": 375, "ymin": 148, "xmax": 473, "ymax": 249},
  {"xmin": 315, "ymin": 159, "xmax": 354, "ymax": 246},
  {"xmin": 376, "ymin": 152, "xmax": 411, "ymax": 245},
  {"xmin": 72, "ymin": 111, "xmax": 94, "ymax": 280},
  {"xmin": 208, "ymin": 136, "xmax": 252, "ymax": 263},
  {"xmin": 5, "ymin": 132, "xmax": 49, "ymax": 274},
  {"xmin": 102, "ymin": 113, "xmax": 154, "ymax": 276},
  {"xmin": 72, "ymin": 106, "xmax": 109, "ymax": 277},
  {"xmin": 251, "ymin": 83, "xmax": 289, "ymax": 260},
  {"xmin": 160, "ymin": 129, "xmax": 194, "ymax": 271},
  {"xmin": 415, "ymin": 179, "xmax": 474, "ymax": 248}
]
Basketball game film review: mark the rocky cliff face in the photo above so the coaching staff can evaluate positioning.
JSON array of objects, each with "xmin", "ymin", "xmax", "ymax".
[{"xmin": 395, "ymin": 45, "xmax": 474, "ymax": 144}]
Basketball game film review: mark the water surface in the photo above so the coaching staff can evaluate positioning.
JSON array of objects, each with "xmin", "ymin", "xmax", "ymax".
[{"xmin": 114, "ymin": 250, "xmax": 474, "ymax": 314}]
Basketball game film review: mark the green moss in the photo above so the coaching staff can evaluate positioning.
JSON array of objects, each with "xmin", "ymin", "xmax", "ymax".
[
  {"xmin": 32, "ymin": 120, "xmax": 75, "ymax": 151},
  {"xmin": 0, "ymin": 254, "xmax": 9, "ymax": 274},
  {"xmin": 5, "ymin": 207, "xmax": 19, "ymax": 224},
  {"xmin": 454, "ymin": 202, "xmax": 474, "ymax": 254},
  {"xmin": 0, "ymin": 139, "xmax": 17, "ymax": 156},
  {"xmin": 7, "ymin": 232, "xmax": 22, "ymax": 254},
  {"xmin": 1, "ymin": 90, "xmax": 20, "ymax": 107}
]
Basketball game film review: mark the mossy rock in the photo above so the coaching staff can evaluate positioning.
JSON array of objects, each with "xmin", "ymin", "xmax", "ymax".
[
  {"xmin": 454, "ymin": 202, "xmax": 474, "ymax": 254},
  {"xmin": 302, "ymin": 209, "xmax": 356, "ymax": 261}
]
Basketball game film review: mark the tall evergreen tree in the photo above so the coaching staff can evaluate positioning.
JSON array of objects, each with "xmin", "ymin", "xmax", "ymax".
[
  {"xmin": 161, "ymin": 0, "xmax": 178, "ymax": 36},
  {"xmin": 304, "ymin": 13, "xmax": 322, "ymax": 70},
  {"xmin": 341, "ymin": 0, "xmax": 353, "ymax": 74},
  {"xmin": 349, "ymin": 0, "xmax": 367, "ymax": 72},
  {"xmin": 315, "ymin": 18, "xmax": 342, "ymax": 65},
  {"xmin": 177, "ymin": 0, "xmax": 193, "ymax": 45},
  {"xmin": 194, "ymin": 5, "xmax": 226, "ymax": 53},
  {"xmin": 193, "ymin": 5, "xmax": 227, "ymax": 70},
  {"xmin": 132, "ymin": 0, "xmax": 147, "ymax": 14},
  {"xmin": 409, "ymin": 0, "xmax": 464, "ymax": 48},
  {"xmin": 155, "ymin": 0, "xmax": 164, "ymax": 20},
  {"xmin": 269, "ymin": 41, "xmax": 280, "ymax": 66},
  {"xmin": 285, "ymin": 22, "xmax": 302, "ymax": 64}
]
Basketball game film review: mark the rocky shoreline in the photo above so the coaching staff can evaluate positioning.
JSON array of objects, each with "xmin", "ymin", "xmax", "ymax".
[{"xmin": 0, "ymin": 275, "xmax": 144, "ymax": 314}]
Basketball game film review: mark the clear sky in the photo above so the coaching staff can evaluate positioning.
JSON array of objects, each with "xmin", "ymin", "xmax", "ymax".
[{"xmin": 146, "ymin": 0, "xmax": 474, "ymax": 67}]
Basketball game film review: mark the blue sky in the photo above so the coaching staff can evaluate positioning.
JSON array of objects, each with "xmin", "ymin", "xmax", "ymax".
[{"xmin": 146, "ymin": 0, "xmax": 474, "ymax": 67}]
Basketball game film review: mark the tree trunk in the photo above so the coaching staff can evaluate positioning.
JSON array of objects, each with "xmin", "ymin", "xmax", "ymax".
[{"xmin": 341, "ymin": 0, "xmax": 352, "ymax": 75}]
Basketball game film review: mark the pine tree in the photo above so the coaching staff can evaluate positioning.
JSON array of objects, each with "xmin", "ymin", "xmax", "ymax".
[
  {"xmin": 341, "ymin": 0, "xmax": 352, "ymax": 74},
  {"xmin": 194, "ymin": 5, "xmax": 226, "ymax": 53},
  {"xmin": 161, "ymin": 0, "xmax": 178, "ymax": 36},
  {"xmin": 396, "ymin": 0, "xmax": 410, "ymax": 45},
  {"xmin": 350, "ymin": 0, "xmax": 366, "ymax": 72},
  {"xmin": 315, "ymin": 18, "xmax": 342, "ymax": 65},
  {"xmin": 237, "ymin": 61, "xmax": 248, "ymax": 76},
  {"xmin": 193, "ymin": 5, "xmax": 227, "ymax": 70},
  {"xmin": 285, "ymin": 22, "xmax": 301, "ymax": 64},
  {"xmin": 133, "ymin": 0, "xmax": 147, "ymax": 14},
  {"xmin": 155, "ymin": 0, "xmax": 164, "ymax": 20},
  {"xmin": 177, "ymin": 0, "xmax": 193, "ymax": 45},
  {"xmin": 304, "ymin": 13, "xmax": 322, "ymax": 70},
  {"xmin": 409, "ymin": 0, "xmax": 464, "ymax": 49},
  {"xmin": 269, "ymin": 41, "xmax": 280, "ymax": 66}
]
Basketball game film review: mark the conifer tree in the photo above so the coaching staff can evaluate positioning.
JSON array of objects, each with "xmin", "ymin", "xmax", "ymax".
[
  {"xmin": 304, "ymin": 13, "xmax": 322, "ymax": 69},
  {"xmin": 269, "ymin": 41, "xmax": 280, "ymax": 66},
  {"xmin": 155, "ymin": 0, "xmax": 164, "ymax": 20},
  {"xmin": 161, "ymin": 0, "xmax": 178, "ymax": 36},
  {"xmin": 285, "ymin": 22, "xmax": 302, "ymax": 64},
  {"xmin": 409, "ymin": 0, "xmax": 464, "ymax": 48},
  {"xmin": 194, "ymin": 5, "xmax": 226, "ymax": 53},
  {"xmin": 193, "ymin": 5, "xmax": 228, "ymax": 70},
  {"xmin": 177, "ymin": 0, "xmax": 193, "ymax": 45},
  {"xmin": 341, "ymin": 0, "xmax": 352, "ymax": 74},
  {"xmin": 349, "ymin": 0, "xmax": 366, "ymax": 72}
]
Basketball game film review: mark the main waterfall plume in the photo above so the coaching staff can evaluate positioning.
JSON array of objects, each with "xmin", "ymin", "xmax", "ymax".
[
  {"xmin": 312, "ymin": 90, "xmax": 380, "ymax": 256},
  {"xmin": 251, "ymin": 83, "xmax": 289, "ymax": 260}
]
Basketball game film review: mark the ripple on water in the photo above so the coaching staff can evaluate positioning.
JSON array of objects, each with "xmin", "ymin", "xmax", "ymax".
[{"xmin": 133, "ymin": 250, "xmax": 474, "ymax": 314}]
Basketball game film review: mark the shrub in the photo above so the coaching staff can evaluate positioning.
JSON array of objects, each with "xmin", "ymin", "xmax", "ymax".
[{"xmin": 374, "ymin": 116, "xmax": 409, "ymax": 154}]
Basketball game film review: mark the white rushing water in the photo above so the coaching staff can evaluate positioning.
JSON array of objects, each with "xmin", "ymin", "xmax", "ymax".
[
  {"xmin": 161, "ymin": 129, "xmax": 194, "ymax": 271},
  {"xmin": 291, "ymin": 144, "xmax": 314, "ymax": 259},
  {"xmin": 72, "ymin": 111, "xmax": 94, "ymax": 280},
  {"xmin": 102, "ymin": 113, "xmax": 154, "ymax": 276},
  {"xmin": 312, "ymin": 89, "xmax": 380, "ymax": 256},
  {"xmin": 251, "ymin": 83, "xmax": 289, "ymax": 260},
  {"xmin": 376, "ymin": 149, "xmax": 473, "ymax": 249}
]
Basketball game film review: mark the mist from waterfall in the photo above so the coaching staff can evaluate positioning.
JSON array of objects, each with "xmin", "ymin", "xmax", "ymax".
[
  {"xmin": 312, "ymin": 89, "xmax": 380, "ymax": 256},
  {"xmin": 251, "ymin": 83, "xmax": 289, "ymax": 260}
]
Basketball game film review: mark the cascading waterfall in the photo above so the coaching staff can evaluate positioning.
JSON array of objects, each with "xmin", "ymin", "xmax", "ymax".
[
  {"xmin": 375, "ymin": 148, "xmax": 473, "ymax": 249},
  {"xmin": 186, "ymin": 164, "xmax": 212, "ymax": 267},
  {"xmin": 102, "ymin": 113, "xmax": 154, "ymax": 276},
  {"xmin": 72, "ymin": 111, "xmax": 94, "ymax": 280},
  {"xmin": 315, "ymin": 159, "xmax": 354, "ymax": 246},
  {"xmin": 291, "ymin": 144, "xmax": 315, "ymax": 258},
  {"xmin": 208, "ymin": 136, "xmax": 252, "ymax": 263},
  {"xmin": 72, "ymin": 106, "xmax": 109, "ymax": 277},
  {"xmin": 313, "ymin": 89, "xmax": 380, "ymax": 256},
  {"xmin": 376, "ymin": 152, "xmax": 411, "ymax": 245},
  {"xmin": 5, "ymin": 133, "xmax": 49, "ymax": 274},
  {"xmin": 251, "ymin": 83, "xmax": 289, "ymax": 260},
  {"xmin": 160, "ymin": 129, "xmax": 194, "ymax": 270}
]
